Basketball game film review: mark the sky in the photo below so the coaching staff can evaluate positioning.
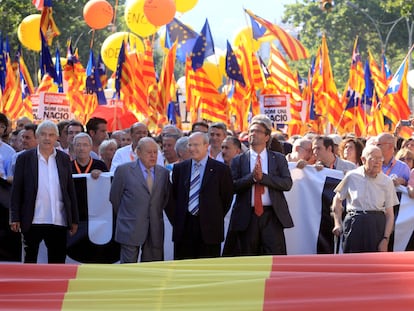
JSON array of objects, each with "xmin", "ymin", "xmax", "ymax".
[{"xmin": 176, "ymin": 0, "xmax": 297, "ymax": 49}]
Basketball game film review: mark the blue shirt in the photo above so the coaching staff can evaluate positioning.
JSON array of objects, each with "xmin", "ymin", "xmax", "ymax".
[
  {"xmin": 382, "ymin": 157, "xmax": 410, "ymax": 183},
  {"xmin": 138, "ymin": 160, "xmax": 154, "ymax": 181}
]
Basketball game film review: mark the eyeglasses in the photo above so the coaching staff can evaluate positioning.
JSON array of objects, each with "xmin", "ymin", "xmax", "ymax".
[
  {"xmin": 376, "ymin": 142, "xmax": 393, "ymax": 147},
  {"xmin": 400, "ymin": 157, "xmax": 414, "ymax": 162},
  {"xmin": 0, "ymin": 124, "xmax": 6, "ymax": 130},
  {"xmin": 248, "ymin": 129, "xmax": 266, "ymax": 135}
]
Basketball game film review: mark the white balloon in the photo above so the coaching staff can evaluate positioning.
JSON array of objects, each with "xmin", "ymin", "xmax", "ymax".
[{"xmin": 407, "ymin": 70, "xmax": 414, "ymax": 89}]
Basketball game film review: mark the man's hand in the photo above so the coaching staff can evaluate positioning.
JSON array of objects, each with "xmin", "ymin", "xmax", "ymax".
[
  {"xmin": 69, "ymin": 223, "xmax": 78, "ymax": 236},
  {"xmin": 253, "ymin": 159, "xmax": 263, "ymax": 181},
  {"xmin": 378, "ymin": 237, "xmax": 389, "ymax": 252},
  {"xmin": 332, "ymin": 225, "xmax": 342, "ymax": 237},
  {"xmin": 90, "ymin": 169, "xmax": 102, "ymax": 180},
  {"xmin": 10, "ymin": 222, "xmax": 20, "ymax": 233}
]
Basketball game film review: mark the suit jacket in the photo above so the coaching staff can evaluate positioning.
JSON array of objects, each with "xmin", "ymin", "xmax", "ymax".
[
  {"xmin": 168, "ymin": 157, "xmax": 233, "ymax": 244},
  {"xmin": 10, "ymin": 148, "xmax": 79, "ymax": 233},
  {"xmin": 110, "ymin": 161, "xmax": 170, "ymax": 248},
  {"xmin": 231, "ymin": 149, "xmax": 294, "ymax": 231}
]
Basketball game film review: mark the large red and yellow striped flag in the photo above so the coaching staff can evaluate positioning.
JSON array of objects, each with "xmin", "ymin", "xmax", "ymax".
[
  {"xmin": 3, "ymin": 253, "xmax": 414, "ymax": 310},
  {"xmin": 245, "ymin": 9, "xmax": 309, "ymax": 61}
]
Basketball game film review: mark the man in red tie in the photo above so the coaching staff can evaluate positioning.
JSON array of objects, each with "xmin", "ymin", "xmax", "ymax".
[{"xmin": 230, "ymin": 114, "xmax": 293, "ymax": 255}]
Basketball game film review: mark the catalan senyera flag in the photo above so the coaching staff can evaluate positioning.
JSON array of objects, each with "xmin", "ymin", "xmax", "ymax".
[
  {"xmin": 245, "ymin": 9, "xmax": 309, "ymax": 61},
  {"xmin": 193, "ymin": 67, "xmax": 229, "ymax": 124},
  {"xmin": 339, "ymin": 37, "xmax": 366, "ymax": 136},
  {"xmin": 265, "ymin": 44, "xmax": 303, "ymax": 135},
  {"xmin": 158, "ymin": 41, "xmax": 177, "ymax": 121},
  {"xmin": 312, "ymin": 35, "xmax": 341, "ymax": 133},
  {"xmin": 2, "ymin": 56, "xmax": 23, "ymax": 120},
  {"xmin": 3, "ymin": 253, "xmax": 414, "ymax": 310}
]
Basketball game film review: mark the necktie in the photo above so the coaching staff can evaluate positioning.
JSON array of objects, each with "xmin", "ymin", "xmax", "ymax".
[
  {"xmin": 188, "ymin": 163, "xmax": 201, "ymax": 215},
  {"xmin": 254, "ymin": 155, "xmax": 264, "ymax": 216},
  {"xmin": 146, "ymin": 168, "xmax": 153, "ymax": 194}
]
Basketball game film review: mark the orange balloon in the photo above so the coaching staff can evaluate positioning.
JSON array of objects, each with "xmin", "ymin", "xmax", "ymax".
[
  {"xmin": 143, "ymin": 0, "xmax": 176, "ymax": 27},
  {"xmin": 83, "ymin": 0, "xmax": 114, "ymax": 30}
]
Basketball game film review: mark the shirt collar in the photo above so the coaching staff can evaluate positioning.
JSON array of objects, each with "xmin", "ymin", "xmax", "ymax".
[
  {"xmin": 193, "ymin": 154, "xmax": 209, "ymax": 168},
  {"xmin": 37, "ymin": 146, "xmax": 57, "ymax": 159}
]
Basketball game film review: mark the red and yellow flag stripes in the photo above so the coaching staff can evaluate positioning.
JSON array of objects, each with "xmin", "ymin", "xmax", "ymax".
[{"xmin": 3, "ymin": 253, "xmax": 414, "ymax": 310}]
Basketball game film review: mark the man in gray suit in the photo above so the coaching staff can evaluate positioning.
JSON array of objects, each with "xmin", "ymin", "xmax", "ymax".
[{"xmin": 110, "ymin": 137, "xmax": 170, "ymax": 263}]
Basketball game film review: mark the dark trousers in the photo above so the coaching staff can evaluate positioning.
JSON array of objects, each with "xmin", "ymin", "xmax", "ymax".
[
  {"xmin": 343, "ymin": 211, "xmax": 385, "ymax": 253},
  {"xmin": 22, "ymin": 224, "xmax": 68, "ymax": 263},
  {"xmin": 174, "ymin": 213, "xmax": 221, "ymax": 260},
  {"xmin": 238, "ymin": 206, "xmax": 287, "ymax": 256}
]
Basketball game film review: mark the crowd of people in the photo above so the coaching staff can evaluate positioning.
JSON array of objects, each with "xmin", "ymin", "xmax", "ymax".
[{"xmin": 1, "ymin": 111, "xmax": 413, "ymax": 264}]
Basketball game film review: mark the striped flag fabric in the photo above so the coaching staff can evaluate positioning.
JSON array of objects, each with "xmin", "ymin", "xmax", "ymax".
[
  {"xmin": 339, "ymin": 37, "xmax": 366, "ymax": 136},
  {"xmin": 32, "ymin": 0, "xmax": 44, "ymax": 10},
  {"xmin": 245, "ymin": 9, "xmax": 309, "ymax": 61},
  {"xmin": 381, "ymin": 46, "xmax": 413, "ymax": 126},
  {"xmin": 2, "ymin": 253, "xmax": 414, "ymax": 310}
]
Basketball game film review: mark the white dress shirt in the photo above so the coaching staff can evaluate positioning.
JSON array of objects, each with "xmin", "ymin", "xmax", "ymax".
[{"xmin": 33, "ymin": 147, "xmax": 66, "ymax": 226}]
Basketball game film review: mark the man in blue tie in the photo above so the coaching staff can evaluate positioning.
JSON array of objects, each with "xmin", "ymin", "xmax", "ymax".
[{"xmin": 167, "ymin": 132, "xmax": 233, "ymax": 260}]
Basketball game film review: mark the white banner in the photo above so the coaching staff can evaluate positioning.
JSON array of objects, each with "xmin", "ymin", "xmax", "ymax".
[{"xmin": 34, "ymin": 166, "xmax": 414, "ymax": 263}]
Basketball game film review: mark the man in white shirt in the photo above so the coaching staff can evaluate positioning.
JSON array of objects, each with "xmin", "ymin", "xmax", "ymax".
[{"xmin": 10, "ymin": 120, "xmax": 78, "ymax": 263}]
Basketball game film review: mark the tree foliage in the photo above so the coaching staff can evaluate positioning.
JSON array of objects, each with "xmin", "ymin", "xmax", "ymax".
[{"xmin": 282, "ymin": 0, "xmax": 411, "ymax": 90}]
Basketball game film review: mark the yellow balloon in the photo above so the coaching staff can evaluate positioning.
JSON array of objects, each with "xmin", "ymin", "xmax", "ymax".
[
  {"xmin": 18, "ymin": 14, "xmax": 41, "ymax": 51},
  {"xmin": 233, "ymin": 27, "xmax": 261, "ymax": 52},
  {"xmin": 125, "ymin": 0, "xmax": 158, "ymax": 37},
  {"xmin": 101, "ymin": 32, "xmax": 144, "ymax": 71},
  {"xmin": 175, "ymin": 0, "xmax": 198, "ymax": 13},
  {"xmin": 203, "ymin": 62, "xmax": 223, "ymax": 89}
]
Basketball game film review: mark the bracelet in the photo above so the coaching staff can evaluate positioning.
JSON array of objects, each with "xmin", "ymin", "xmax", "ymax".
[{"xmin": 383, "ymin": 236, "xmax": 389, "ymax": 240}]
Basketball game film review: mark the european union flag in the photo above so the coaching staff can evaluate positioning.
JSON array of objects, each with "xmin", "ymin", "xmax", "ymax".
[
  {"xmin": 363, "ymin": 60, "xmax": 373, "ymax": 108},
  {"xmin": 114, "ymin": 41, "xmax": 125, "ymax": 99},
  {"xmin": 55, "ymin": 48, "xmax": 63, "ymax": 92},
  {"xmin": 40, "ymin": 30, "xmax": 58, "ymax": 83},
  {"xmin": 165, "ymin": 18, "xmax": 199, "ymax": 63},
  {"xmin": 191, "ymin": 19, "xmax": 215, "ymax": 71},
  {"xmin": 86, "ymin": 49, "xmax": 106, "ymax": 105},
  {"xmin": 225, "ymin": 41, "xmax": 245, "ymax": 87}
]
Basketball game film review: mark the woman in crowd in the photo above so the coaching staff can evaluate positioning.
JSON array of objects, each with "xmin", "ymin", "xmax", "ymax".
[{"xmin": 339, "ymin": 137, "xmax": 364, "ymax": 166}]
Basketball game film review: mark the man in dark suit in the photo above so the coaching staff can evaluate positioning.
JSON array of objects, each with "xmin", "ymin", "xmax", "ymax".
[
  {"xmin": 10, "ymin": 120, "xmax": 78, "ymax": 263},
  {"xmin": 230, "ymin": 114, "xmax": 293, "ymax": 255},
  {"xmin": 168, "ymin": 132, "xmax": 233, "ymax": 260},
  {"xmin": 110, "ymin": 137, "xmax": 170, "ymax": 263}
]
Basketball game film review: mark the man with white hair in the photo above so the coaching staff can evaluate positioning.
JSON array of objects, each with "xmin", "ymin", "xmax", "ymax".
[
  {"xmin": 332, "ymin": 145, "xmax": 399, "ymax": 253},
  {"xmin": 286, "ymin": 138, "xmax": 314, "ymax": 168},
  {"xmin": 10, "ymin": 120, "xmax": 78, "ymax": 263}
]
